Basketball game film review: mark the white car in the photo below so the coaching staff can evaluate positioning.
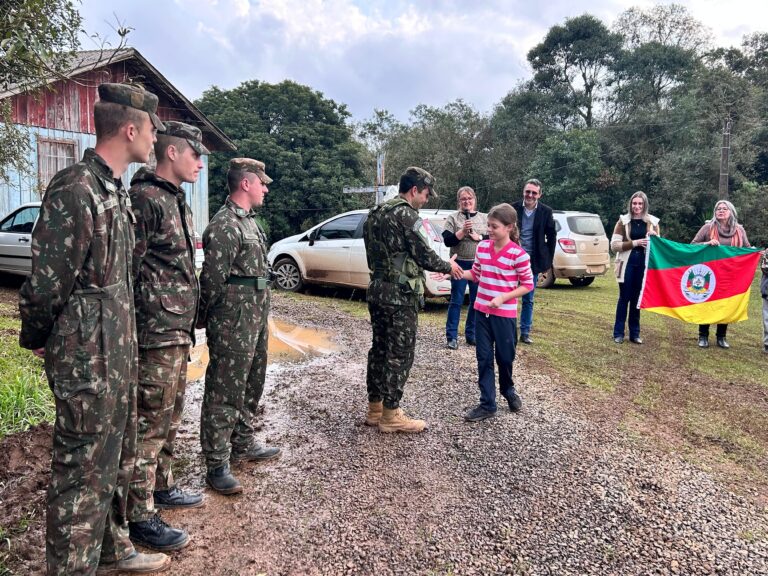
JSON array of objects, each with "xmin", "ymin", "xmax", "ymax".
[
  {"xmin": 0, "ymin": 202, "xmax": 40, "ymax": 276},
  {"xmin": 267, "ymin": 208, "xmax": 457, "ymax": 298}
]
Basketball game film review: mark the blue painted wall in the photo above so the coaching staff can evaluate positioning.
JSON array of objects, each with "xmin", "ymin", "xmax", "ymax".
[{"xmin": 1, "ymin": 124, "xmax": 209, "ymax": 235}]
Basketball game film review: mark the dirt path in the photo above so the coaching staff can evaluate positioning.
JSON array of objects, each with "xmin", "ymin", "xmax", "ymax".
[{"xmin": 2, "ymin": 292, "xmax": 768, "ymax": 575}]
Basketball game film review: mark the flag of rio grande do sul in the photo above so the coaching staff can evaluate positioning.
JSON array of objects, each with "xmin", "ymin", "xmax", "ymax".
[{"xmin": 639, "ymin": 236, "xmax": 761, "ymax": 324}]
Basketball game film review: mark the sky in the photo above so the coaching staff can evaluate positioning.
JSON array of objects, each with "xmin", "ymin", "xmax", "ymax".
[{"xmin": 77, "ymin": 0, "xmax": 766, "ymax": 123}]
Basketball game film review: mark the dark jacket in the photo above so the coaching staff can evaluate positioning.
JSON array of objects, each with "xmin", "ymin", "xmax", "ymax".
[{"xmin": 512, "ymin": 200, "xmax": 557, "ymax": 275}]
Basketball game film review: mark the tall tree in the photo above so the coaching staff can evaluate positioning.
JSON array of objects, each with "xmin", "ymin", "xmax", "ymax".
[
  {"xmin": 528, "ymin": 14, "xmax": 623, "ymax": 127},
  {"xmin": 195, "ymin": 80, "xmax": 368, "ymax": 240}
]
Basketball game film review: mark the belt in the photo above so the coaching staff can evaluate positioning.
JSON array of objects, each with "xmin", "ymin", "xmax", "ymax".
[{"xmin": 227, "ymin": 276, "xmax": 267, "ymax": 290}]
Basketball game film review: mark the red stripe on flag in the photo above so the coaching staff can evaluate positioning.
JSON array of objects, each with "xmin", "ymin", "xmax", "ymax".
[{"xmin": 640, "ymin": 251, "xmax": 759, "ymax": 309}]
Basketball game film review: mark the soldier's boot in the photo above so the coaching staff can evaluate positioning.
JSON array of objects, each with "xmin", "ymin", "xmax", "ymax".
[
  {"xmin": 378, "ymin": 407, "xmax": 427, "ymax": 433},
  {"xmin": 364, "ymin": 401, "xmax": 384, "ymax": 426},
  {"xmin": 129, "ymin": 514, "xmax": 190, "ymax": 552},
  {"xmin": 96, "ymin": 551, "xmax": 171, "ymax": 574},
  {"xmin": 206, "ymin": 464, "xmax": 243, "ymax": 495},
  {"xmin": 153, "ymin": 485, "xmax": 204, "ymax": 510},
  {"xmin": 231, "ymin": 444, "xmax": 281, "ymax": 463}
]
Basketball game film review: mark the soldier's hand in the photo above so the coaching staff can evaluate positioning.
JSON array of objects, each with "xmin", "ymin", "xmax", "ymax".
[
  {"xmin": 33, "ymin": 347, "xmax": 45, "ymax": 358},
  {"xmin": 430, "ymin": 271, "xmax": 450, "ymax": 281},
  {"xmin": 449, "ymin": 257, "xmax": 464, "ymax": 280}
]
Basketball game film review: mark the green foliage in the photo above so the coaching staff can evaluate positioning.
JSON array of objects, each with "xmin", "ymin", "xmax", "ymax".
[
  {"xmin": 0, "ymin": 0, "xmax": 82, "ymax": 182},
  {"xmin": 0, "ymin": 336, "xmax": 52, "ymax": 440},
  {"xmin": 195, "ymin": 80, "xmax": 368, "ymax": 240}
]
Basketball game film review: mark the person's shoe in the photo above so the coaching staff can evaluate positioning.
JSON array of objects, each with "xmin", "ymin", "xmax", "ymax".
[
  {"xmin": 153, "ymin": 486, "xmax": 204, "ymax": 510},
  {"xmin": 231, "ymin": 444, "xmax": 281, "ymax": 463},
  {"xmin": 206, "ymin": 464, "xmax": 242, "ymax": 495},
  {"xmin": 698, "ymin": 336, "xmax": 709, "ymax": 348},
  {"xmin": 465, "ymin": 336, "xmax": 476, "ymax": 346},
  {"xmin": 446, "ymin": 338, "xmax": 458, "ymax": 350},
  {"xmin": 520, "ymin": 334, "xmax": 533, "ymax": 345},
  {"xmin": 378, "ymin": 407, "xmax": 427, "ymax": 433},
  {"xmin": 129, "ymin": 514, "xmax": 189, "ymax": 552},
  {"xmin": 464, "ymin": 405, "xmax": 496, "ymax": 422},
  {"xmin": 614, "ymin": 336, "xmax": 624, "ymax": 344},
  {"xmin": 364, "ymin": 400, "xmax": 383, "ymax": 426},
  {"xmin": 630, "ymin": 337, "xmax": 643, "ymax": 344},
  {"xmin": 504, "ymin": 392, "xmax": 523, "ymax": 413},
  {"xmin": 717, "ymin": 337, "xmax": 730, "ymax": 349},
  {"xmin": 96, "ymin": 551, "xmax": 171, "ymax": 574}
]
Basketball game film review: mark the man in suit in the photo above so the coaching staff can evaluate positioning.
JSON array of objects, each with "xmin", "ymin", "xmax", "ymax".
[{"xmin": 512, "ymin": 178, "xmax": 556, "ymax": 344}]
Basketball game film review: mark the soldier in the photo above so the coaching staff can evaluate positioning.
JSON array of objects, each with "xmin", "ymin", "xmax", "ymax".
[
  {"xmin": 363, "ymin": 166, "xmax": 464, "ymax": 433},
  {"xmin": 126, "ymin": 121, "xmax": 207, "ymax": 551},
  {"xmin": 198, "ymin": 158, "xmax": 281, "ymax": 494},
  {"xmin": 19, "ymin": 83, "xmax": 170, "ymax": 574}
]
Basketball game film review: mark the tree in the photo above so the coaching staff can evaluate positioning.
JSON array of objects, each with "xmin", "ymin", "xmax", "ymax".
[
  {"xmin": 0, "ymin": 0, "xmax": 82, "ymax": 181},
  {"xmin": 528, "ymin": 14, "xmax": 623, "ymax": 127},
  {"xmin": 195, "ymin": 80, "xmax": 368, "ymax": 240}
]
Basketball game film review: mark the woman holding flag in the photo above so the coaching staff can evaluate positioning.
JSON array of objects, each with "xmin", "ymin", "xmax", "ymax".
[
  {"xmin": 691, "ymin": 200, "xmax": 751, "ymax": 349},
  {"xmin": 611, "ymin": 191, "xmax": 660, "ymax": 344}
]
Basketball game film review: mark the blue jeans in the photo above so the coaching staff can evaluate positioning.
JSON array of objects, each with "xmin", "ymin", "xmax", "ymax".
[
  {"xmin": 519, "ymin": 273, "xmax": 538, "ymax": 336},
  {"xmin": 445, "ymin": 259, "xmax": 478, "ymax": 341},
  {"xmin": 475, "ymin": 313, "xmax": 517, "ymax": 412},
  {"xmin": 613, "ymin": 252, "xmax": 645, "ymax": 339}
]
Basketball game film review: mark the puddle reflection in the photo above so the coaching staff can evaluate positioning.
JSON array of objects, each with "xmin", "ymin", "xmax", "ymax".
[{"xmin": 186, "ymin": 318, "xmax": 337, "ymax": 382}]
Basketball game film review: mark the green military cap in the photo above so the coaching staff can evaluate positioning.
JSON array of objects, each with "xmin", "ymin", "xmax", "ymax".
[
  {"xmin": 401, "ymin": 166, "xmax": 437, "ymax": 198},
  {"xmin": 97, "ymin": 83, "xmax": 165, "ymax": 132},
  {"xmin": 228, "ymin": 157, "xmax": 273, "ymax": 184},
  {"xmin": 162, "ymin": 121, "xmax": 210, "ymax": 155}
]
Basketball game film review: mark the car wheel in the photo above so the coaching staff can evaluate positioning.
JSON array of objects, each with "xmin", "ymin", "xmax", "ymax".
[
  {"xmin": 537, "ymin": 268, "xmax": 556, "ymax": 289},
  {"xmin": 273, "ymin": 257, "xmax": 304, "ymax": 292},
  {"xmin": 569, "ymin": 277, "xmax": 595, "ymax": 287}
]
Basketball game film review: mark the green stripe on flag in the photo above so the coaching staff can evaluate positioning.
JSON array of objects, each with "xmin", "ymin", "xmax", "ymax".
[{"xmin": 647, "ymin": 236, "xmax": 759, "ymax": 270}]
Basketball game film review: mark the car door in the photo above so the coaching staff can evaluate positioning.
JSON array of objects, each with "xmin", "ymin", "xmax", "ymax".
[
  {"xmin": 0, "ymin": 205, "xmax": 40, "ymax": 275},
  {"xmin": 303, "ymin": 213, "xmax": 365, "ymax": 286},
  {"xmin": 348, "ymin": 215, "xmax": 369, "ymax": 288}
]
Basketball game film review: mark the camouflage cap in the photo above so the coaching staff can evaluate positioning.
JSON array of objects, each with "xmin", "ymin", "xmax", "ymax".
[
  {"xmin": 97, "ymin": 83, "xmax": 165, "ymax": 131},
  {"xmin": 162, "ymin": 121, "xmax": 210, "ymax": 155},
  {"xmin": 401, "ymin": 166, "xmax": 437, "ymax": 198},
  {"xmin": 228, "ymin": 158, "xmax": 273, "ymax": 184}
]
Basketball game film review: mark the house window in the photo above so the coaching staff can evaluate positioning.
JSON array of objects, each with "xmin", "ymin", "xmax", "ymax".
[{"xmin": 38, "ymin": 139, "xmax": 78, "ymax": 193}]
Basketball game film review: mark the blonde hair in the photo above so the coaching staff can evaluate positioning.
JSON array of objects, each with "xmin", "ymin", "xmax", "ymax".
[
  {"xmin": 487, "ymin": 203, "xmax": 519, "ymax": 243},
  {"xmin": 627, "ymin": 191, "xmax": 649, "ymax": 218},
  {"xmin": 456, "ymin": 186, "xmax": 476, "ymax": 210}
]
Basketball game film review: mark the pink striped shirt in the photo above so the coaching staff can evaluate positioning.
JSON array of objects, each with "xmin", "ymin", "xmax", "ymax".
[{"xmin": 471, "ymin": 239, "xmax": 534, "ymax": 318}]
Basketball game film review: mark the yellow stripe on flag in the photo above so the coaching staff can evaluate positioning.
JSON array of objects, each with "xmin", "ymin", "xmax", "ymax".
[{"xmin": 643, "ymin": 291, "xmax": 752, "ymax": 324}]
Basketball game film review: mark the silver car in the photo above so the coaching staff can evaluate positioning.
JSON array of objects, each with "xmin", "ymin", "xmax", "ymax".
[
  {"xmin": 0, "ymin": 202, "xmax": 41, "ymax": 276},
  {"xmin": 267, "ymin": 208, "xmax": 456, "ymax": 297}
]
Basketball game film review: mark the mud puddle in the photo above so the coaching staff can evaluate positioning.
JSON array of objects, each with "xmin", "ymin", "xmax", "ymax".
[{"xmin": 186, "ymin": 318, "xmax": 338, "ymax": 382}]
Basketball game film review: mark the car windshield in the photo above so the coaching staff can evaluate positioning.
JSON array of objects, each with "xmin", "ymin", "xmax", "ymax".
[{"xmin": 566, "ymin": 215, "xmax": 604, "ymax": 236}]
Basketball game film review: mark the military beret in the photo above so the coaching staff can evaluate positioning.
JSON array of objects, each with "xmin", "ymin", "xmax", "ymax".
[
  {"xmin": 401, "ymin": 166, "xmax": 437, "ymax": 198},
  {"xmin": 97, "ymin": 83, "xmax": 165, "ymax": 132},
  {"xmin": 228, "ymin": 157, "xmax": 273, "ymax": 184},
  {"xmin": 162, "ymin": 121, "xmax": 210, "ymax": 155}
]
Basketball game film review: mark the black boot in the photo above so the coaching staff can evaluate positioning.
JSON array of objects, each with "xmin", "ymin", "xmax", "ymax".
[
  {"xmin": 698, "ymin": 336, "xmax": 709, "ymax": 348},
  {"xmin": 153, "ymin": 486, "xmax": 204, "ymax": 510},
  {"xmin": 206, "ymin": 464, "xmax": 243, "ymax": 495},
  {"xmin": 231, "ymin": 444, "xmax": 281, "ymax": 464},
  {"xmin": 129, "ymin": 514, "xmax": 189, "ymax": 551},
  {"xmin": 717, "ymin": 337, "xmax": 730, "ymax": 349}
]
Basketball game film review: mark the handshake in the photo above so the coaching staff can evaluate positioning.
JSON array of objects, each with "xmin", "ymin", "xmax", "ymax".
[{"xmin": 432, "ymin": 255, "xmax": 467, "ymax": 282}]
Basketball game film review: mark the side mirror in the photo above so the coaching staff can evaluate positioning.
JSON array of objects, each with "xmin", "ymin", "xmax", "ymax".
[{"xmin": 308, "ymin": 228, "xmax": 318, "ymax": 246}]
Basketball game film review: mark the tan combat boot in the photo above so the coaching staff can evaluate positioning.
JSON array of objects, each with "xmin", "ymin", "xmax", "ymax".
[
  {"xmin": 96, "ymin": 551, "xmax": 171, "ymax": 574},
  {"xmin": 365, "ymin": 401, "xmax": 384, "ymax": 426},
  {"xmin": 378, "ymin": 407, "xmax": 427, "ymax": 433}
]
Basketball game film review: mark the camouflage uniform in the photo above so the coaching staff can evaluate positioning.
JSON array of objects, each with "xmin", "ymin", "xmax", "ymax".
[
  {"xmin": 19, "ymin": 149, "xmax": 139, "ymax": 574},
  {"xmin": 127, "ymin": 158, "xmax": 200, "ymax": 522},
  {"xmin": 364, "ymin": 188, "xmax": 453, "ymax": 409},
  {"xmin": 199, "ymin": 190, "xmax": 272, "ymax": 470}
]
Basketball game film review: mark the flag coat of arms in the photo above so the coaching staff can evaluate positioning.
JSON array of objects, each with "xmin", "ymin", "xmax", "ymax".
[{"xmin": 639, "ymin": 236, "xmax": 761, "ymax": 324}]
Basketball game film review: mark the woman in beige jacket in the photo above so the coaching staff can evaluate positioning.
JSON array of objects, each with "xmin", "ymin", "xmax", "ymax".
[{"xmin": 611, "ymin": 191, "xmax": 660, "ymax": 344}]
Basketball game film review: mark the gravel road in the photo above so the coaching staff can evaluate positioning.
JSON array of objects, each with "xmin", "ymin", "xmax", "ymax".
[{"xmin": 162, "ymin": 293, "xmax": 768, "ymax": 575}]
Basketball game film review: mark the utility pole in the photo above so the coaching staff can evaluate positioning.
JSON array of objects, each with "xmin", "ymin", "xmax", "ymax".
[{"xmin": 718, "ymin": 118, "xmax": 731, "ymax": 200}]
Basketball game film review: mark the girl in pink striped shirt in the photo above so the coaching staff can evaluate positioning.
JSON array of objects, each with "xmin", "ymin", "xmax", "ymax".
[{"xmin": 461, "ymin": 203, "xmax": 534, "ymax": 422}]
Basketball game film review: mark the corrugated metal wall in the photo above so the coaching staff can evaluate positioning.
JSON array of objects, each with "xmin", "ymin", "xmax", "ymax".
[{"xmin": 0, "ymin": 125, "xmax": 209, "ymax": 235}]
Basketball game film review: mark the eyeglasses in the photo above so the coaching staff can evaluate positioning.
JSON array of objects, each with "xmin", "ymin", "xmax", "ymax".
[{"xmin": 524, "ymin": 189, "xmax": 540, "ymax": 196}]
